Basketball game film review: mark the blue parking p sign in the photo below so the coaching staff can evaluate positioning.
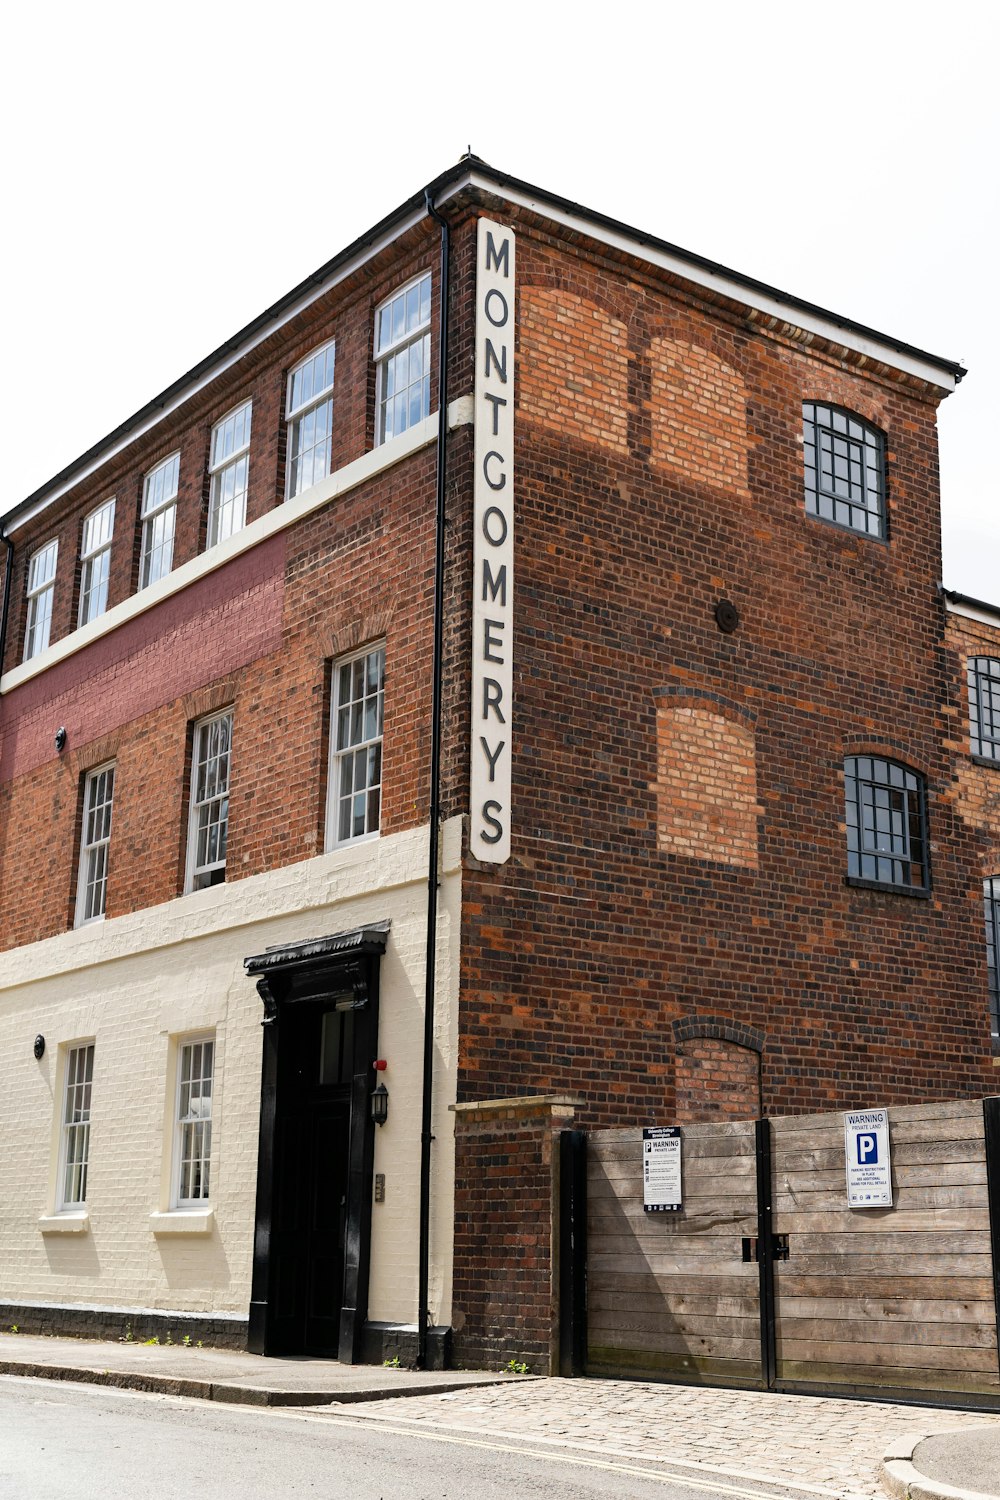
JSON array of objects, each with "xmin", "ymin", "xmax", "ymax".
[
  {"xmin": 857, "ymin": 1132, "xmax": 878, "ymax": 1164},
  {"xmin": 844, "ymin": 1108, "xmax": 892, "ymax": 1208}
]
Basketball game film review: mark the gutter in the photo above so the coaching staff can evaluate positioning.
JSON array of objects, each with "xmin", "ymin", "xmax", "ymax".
[
  {"xmin": 940, "ymin": 584, "xmax": 1000, "ymax": 625},
  {"xmin": 0, "ymin": 523, "xmax": 13, "ymax": 686},
  {"xmin": 417, "ymin": 185, "xmax": 451, "ymax": 1369}
]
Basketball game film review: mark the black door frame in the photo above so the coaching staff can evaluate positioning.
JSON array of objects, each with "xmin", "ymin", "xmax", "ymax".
[{"xmin": 244, "ymin": 921, "xmax": 390, "ymax": 1362}]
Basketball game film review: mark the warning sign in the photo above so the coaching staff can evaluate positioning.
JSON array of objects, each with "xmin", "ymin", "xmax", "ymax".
[
  {"xmin": 844, "ymin": 1108, "xmax": 893, "ymax": 1208},
  {"xmin": 643, "ymin": 1127, "xmax": 682, "ymax": 1213}
]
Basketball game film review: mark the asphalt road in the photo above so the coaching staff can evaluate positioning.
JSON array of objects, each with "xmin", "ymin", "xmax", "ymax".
[{"xmin": 0, "ymin": 1376, "xmax": 819, "ymax": 1500}]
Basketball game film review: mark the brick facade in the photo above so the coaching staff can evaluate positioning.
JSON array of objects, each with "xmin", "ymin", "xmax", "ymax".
[
  {"xmin": 0, "ymin": 160, "xmax": 994, "ymax": 1365},
  {"xmin": 455, "ymin": 205, "xmax": 994, "ymax": 1131},
  {"xmin": 451, "ymin": 1096, "xmax": 577, "ymax": 1372}
]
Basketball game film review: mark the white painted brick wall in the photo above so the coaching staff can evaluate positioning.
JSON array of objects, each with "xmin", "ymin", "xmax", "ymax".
[{"xmin": 0, "ymin": 817, "xmax": 461, "ymax": 1324}]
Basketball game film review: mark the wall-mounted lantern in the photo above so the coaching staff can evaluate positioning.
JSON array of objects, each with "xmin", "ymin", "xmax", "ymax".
[{"xmin": 371, "ymin": 1081, "xmax": 389, "ymax": 1126}]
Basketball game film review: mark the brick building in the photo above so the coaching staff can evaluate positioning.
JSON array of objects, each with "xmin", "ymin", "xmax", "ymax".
[{"xmin": 0, "ymin": 157, "xmax": 995, "ymax": 1370}]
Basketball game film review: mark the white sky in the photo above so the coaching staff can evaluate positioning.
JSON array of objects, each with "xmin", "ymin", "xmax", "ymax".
[{"xmin": 1, "ymin": 3, "xmax": 996, "ymax": 599}]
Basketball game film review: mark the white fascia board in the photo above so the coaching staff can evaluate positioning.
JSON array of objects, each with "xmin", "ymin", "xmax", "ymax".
[
  {"xmin": 0, "ymin": 417, "xmax": 437, "ymax": 695},
  {"xmin": 944, "ymin": 597, "xmax": 1000, "ymax": 629},
  {"xmin": 438, "ymin": 172, "xmax": 959, "ymax": 394},
  {"xmin": 5, "ymin": 207, "xmax": 427, "ymax": 536}
]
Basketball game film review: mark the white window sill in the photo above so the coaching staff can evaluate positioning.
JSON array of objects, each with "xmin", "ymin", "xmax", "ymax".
[
  {"xmin": 149, "ymin": 1208, "xmax": 214, "ymax": 1236},
  {"xmin": 39, "ymin": 1211, "xmax": 89, "ymax": 1234}
]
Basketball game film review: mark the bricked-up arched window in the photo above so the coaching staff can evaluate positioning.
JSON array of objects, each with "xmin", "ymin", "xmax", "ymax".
[
  {"xmin": 968, "ymin": 657, "xmax": 1000, "ymax": 761},
  {"xmin": 985, "ymin": 877, "xmax": 1000, "ymax": 1046},
  {"xmin": 844, "ymin": 756, "xmax": 929, "ymax": 892},
  {"xmin": 803, "ymin": 404, "xmax": 886, "ymax": 538}
]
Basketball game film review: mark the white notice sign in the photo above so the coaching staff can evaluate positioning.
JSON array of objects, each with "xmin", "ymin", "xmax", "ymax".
[
  {"xmin": 844, "ymin": 1108, "xmax": 893, "ymax": 1208},
  {"xmin": 643, "ymin": 1127, "xmax": 682, "ymax": 1213},
  {"xmin": 469, "ymin": 217, "xmax": 515, "ymax": 864}
]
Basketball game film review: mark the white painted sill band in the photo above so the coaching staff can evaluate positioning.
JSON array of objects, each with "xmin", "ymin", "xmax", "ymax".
[
  {"xmin": 38, "ymin": 1212, "xmax": 89, "ymax": 1235},
  {"xmin": 149, "ymin": 1209, "xmax": 214, "ymax": 1236}
]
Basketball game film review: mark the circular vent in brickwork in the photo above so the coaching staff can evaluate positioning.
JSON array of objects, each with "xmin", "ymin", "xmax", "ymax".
[{"xmin": 714, "ymin": 599, "xmax": 740, "ymax": 634}]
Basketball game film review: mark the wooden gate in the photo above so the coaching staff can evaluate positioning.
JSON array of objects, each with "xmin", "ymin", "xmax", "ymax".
[
  {"xmin": 586, "ymin": 1120, "xmax": 762, "ymax": 1385},
  {"xmin": 577, "ymin": 1098, "xmax": 1000, "ymax": 1403},
  {"xmin": 772, "ymin": 1100, "xmax": 1000, "ymax": 1400}
]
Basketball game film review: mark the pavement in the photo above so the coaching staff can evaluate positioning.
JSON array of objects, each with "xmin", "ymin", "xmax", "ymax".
[{"xmin": 1, "ymin": 1331, "xmax": 999, "ymax": 1500}]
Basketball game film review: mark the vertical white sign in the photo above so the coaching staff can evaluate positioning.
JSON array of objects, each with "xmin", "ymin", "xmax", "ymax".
[
  {"xmin": 844, "ymin": 1107, "xmax": 893, "ymax": 1207},
  {"xmin": 643, "ymin": 1127, "xmax": 682, "ymax": 1213},
  {"xmin": 470, "ymin": 218, "xmax": 515, "ymax": 864}
]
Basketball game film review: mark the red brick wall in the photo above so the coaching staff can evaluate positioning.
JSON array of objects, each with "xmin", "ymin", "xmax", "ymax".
[
  {"xmin": 2, "ymin": 229, "xmax": 439, "ymax": 677},
  {"xmin": 944, "ymin": 609, "xmax": 1000, "ymax": 1056},
  {"xmin": 451, "ymin": 1097, "xmax": 573, "ymax": 1372},
  {"xmin": 945, "ymin": 612, "xmax": 1000, "ymax": 872},
  {"xmin": 454, "ymin": 209, "xmax": 995, "ymax": 1124},
  {"xmin": 0, "ymin": 220, "xmax": 442, "ymax": 949},
  {"xmin": 675, "ymin": 1040, "xmax": 761, "ymax": 1122}
]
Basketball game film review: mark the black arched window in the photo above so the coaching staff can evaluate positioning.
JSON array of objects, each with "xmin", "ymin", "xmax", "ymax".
[
  {"xmin": 844, "ymin": 756, "xmax": 928, "ymax": 891},
  {"xmin": 803, "ymin": 404, "xmax": 886, "ymax": 538},
  {"xmin": 968, "ymin": 657, "xmax": 1000, "ymax": 762}
]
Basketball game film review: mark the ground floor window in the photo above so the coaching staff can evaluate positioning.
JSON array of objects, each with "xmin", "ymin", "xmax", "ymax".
[
  {"xmin": 174, "ymin": 1036, "xmax": 214, "ymax": 1205},
  {"xmin": 60, "ymin": 1043, "xmax": 95, "ymax": 1208}
]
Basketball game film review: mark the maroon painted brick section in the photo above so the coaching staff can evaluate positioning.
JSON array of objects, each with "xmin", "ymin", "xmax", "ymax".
[{"xmin": 0, "ymin": 535, "xmax": 285, "ymax": 783}]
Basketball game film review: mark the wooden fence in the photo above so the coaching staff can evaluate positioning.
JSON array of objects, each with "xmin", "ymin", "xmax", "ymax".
[{"xmin": 581, "ymin": 1098, "xmax": 1000, "ymax": 1403}]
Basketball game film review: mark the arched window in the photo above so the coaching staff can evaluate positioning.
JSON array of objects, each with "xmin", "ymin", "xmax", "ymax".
[
  {"xmin": 844, "ymin": 756, "xmax": 928, "ymax": 891},
  {"xmin": 968, "ymin": 657, "xmax": 1000, "ymax": 762},
  {"xmin": 803, "ymin": 404, "xmax": 886, "ymax": 538}
]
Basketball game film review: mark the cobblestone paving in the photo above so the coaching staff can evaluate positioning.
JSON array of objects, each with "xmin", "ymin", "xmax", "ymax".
[{"xmin": 353, "ymin": 1378, "xmax": 1000, "ymax": 1499}]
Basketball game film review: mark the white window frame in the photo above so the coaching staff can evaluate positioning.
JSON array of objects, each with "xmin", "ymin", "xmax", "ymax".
[
  {"xmin": 207, "ymin": 401, "xmax": 252, "ymax": 548},
  {"xmin": 75, "ymin": 762, "xmax": 115, "ymax": 926},
  {"xmin": 172, "ymin": 1035, "xmax": 214, "ymax": 1207},
  {"xmin": 285, "ymin": 340, "xmax": 336, "ymax": 501},
  {"xmin": 374, "ymin": 272, "xmax": 432, "ymax": 446},
  {"xmin": 24, "ymin": 538, "xmax": 58, "ymax": 661},
  {"xmin": 185, "ymin": 709, "xmax": 233, "ymax": 892},
  {"xmin": 326, "ymin": 644, "xmax": 385, "ymax": 850},
  {"xmin": 78, "ymin": 497, "xmax": 116, "ymax": 627},
  {"xmin": 140, "ymin": 452, "xmax": 180, "ymax": 589},
  {"xmin": 58, "ymin": 1042, "xmax": 95, "ymax": 1210}
]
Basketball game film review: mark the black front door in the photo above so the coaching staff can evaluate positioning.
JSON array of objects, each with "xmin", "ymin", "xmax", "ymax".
[
  {"xmin": 246, "ymin": 922, "xmax": 388, "ymax": 1362},
  {"xmin": 268, "ymin": 1005, "xmax": 355, "ymax": 1355}
]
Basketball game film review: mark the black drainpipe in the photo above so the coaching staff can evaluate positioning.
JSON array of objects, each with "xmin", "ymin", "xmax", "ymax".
[
  {"xmin": 417, "ymin": 187, "xmax": 450, "ymax": 1369},
  {"xmin": 0, "ymin": 522, "xmax": 14, "ymax": 687}
]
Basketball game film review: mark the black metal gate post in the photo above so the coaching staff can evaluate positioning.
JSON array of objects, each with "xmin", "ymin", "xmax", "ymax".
[
  {"xmin": 558, "ymin": 1130, "xmax": 587, "ymax": 1377},
  {"xmin": 755, "ymin": 1117, "xmax": 777, "ymax": 1390},
  {"xmin": 983, "ymin": 1096, "xmax": 1000, "ymax": 1382}
]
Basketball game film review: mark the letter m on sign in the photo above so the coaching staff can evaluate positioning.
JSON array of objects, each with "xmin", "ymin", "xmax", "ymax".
[{"xmin": 485, "ymin": 231, "xmax": 510, "ymax": 277}]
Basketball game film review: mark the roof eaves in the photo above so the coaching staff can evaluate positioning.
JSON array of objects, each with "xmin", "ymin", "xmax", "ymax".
[
  {"xmin": 2, "ymin": 159, "xmax": 472, "ymax": 533},
  {"xmin": 4, "ymin": 155, "xmax": 967, "ymax": 532},
  {"xmin": 445, "ymin": 161, "xmax": 966, "ymax": 389}
]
